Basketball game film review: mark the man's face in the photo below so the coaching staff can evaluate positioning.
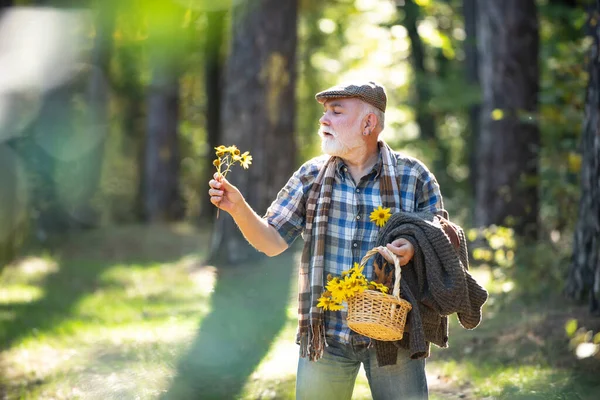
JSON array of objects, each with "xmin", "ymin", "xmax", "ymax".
[{"xmin": 318, "ymin": 98, "xmax": 365, "ymax": 157}]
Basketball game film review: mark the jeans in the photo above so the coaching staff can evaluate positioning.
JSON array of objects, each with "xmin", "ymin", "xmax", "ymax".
[{"xmin": 296, "ymin": 338, "xmax": 428, "ymax": 400}]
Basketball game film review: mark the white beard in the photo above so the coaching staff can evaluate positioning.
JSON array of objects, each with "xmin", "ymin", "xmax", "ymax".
[{"xmin": 319, "ymin": 126, "xmax": 362, "ymax": 157}]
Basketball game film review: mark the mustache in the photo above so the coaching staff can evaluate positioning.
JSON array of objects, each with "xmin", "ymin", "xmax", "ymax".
[{"xmin": 318, "ymin": 126, "xmax": 338, "ymax": 138}]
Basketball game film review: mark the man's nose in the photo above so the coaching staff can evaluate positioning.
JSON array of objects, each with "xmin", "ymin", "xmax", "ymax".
[{"xmin": 319, "ymin": 114, "xmax": 330, "ymax": 126}]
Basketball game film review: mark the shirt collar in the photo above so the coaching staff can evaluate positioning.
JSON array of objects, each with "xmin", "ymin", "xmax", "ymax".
[{"xmin": 334, "ymin": 150, "xmax": 383, "ymax": 180}]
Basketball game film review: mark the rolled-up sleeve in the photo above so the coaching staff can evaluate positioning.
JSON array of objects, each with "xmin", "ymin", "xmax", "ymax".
[{"xmin": 264, "ymin": 160, "xmax": 319, "ymax": 246}]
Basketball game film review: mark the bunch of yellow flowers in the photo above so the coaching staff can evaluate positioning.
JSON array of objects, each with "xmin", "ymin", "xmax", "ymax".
[
  {"xmin": 317, "ymin": 263, "xmax": 390, "ymax": 311},
  {"xmin": 213, "ymin": 145, "xmax": 252, "ymax": 176},
  {"xmin": 213, "ymin": 145, "xmax": 252, "ymax": 218}
]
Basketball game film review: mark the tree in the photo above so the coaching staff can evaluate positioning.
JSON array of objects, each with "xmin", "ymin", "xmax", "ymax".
[
  {"xmin": 566, "ymin": 1, "xmax": 600, "ymax": 315},
  {"xmin": 112, "ymin": 0, "xmax": 146, "ymax": 222},
  {"xmin": 199, "ymin": 9, "xmax": 227, "ymax": 221},
  {"xmin": 396, "ymin": 0, "xmax": 453, "ymax": 192},
  {"xmin": 209, "ymin": 0, "xmax": 298, "ymax": 264},
  {"xmin": 399, "ymin": 0, "xmax": 436, "ymax": 142},
  {"xmin": 475, "ymin": 0, "xmax": 540, "ymax": 240},
  {"xmin": 0, "ymin": 0, "xmax": 15, "ymax": 269},
  {"xmin": 144, "ymin": 2, "xmax": 185, "ymax": 222},
  {"xmin": 463, "ymin": 0, "xmax": 479, "ymax": 197},
  {"xmin": 76, "ymin": 0, "xmax": 115, "ymax": 227}
]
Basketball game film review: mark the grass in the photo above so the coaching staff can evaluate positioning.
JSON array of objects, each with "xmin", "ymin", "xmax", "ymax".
[{"xmin": 1, "ymin": 224, "xmax": 599, "ymax": 399}]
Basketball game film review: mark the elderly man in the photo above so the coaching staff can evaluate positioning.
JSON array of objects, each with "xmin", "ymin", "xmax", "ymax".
[{"xmin": 208, "ymin": 81, "xmax": 485, "ymax": 400}]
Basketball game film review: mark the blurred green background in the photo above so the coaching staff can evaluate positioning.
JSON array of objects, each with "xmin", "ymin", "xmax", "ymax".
[{"xmin": 1, "ymin": 0, "xmax": 599, "ymax": 399}]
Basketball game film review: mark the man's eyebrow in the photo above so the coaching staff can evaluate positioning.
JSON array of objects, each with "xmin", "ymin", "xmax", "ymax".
[{"xmin": 324, "ymin": 101, "xmax": 344, "ymax": 109}]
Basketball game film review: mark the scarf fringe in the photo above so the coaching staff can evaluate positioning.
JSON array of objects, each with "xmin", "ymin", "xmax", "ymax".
[{"xmin": 299, "ymin": 323, "xmax": 326, "ymax": 361}]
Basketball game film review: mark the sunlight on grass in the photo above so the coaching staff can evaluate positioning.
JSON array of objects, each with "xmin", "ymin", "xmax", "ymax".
[
  {"xmin": 430, "ymin": 360, "xmax": 571, "ymax": 398},
  {"xmin": 0, "ymin": 225, "xmax": 214, "ymax": 399},
  {"xmin": 0, "ymin": 284, "xmax": 44, "ymax": 304},
  {"xmin": 1, "ymin": 255, "xmax": 58, "ymax": 283}
]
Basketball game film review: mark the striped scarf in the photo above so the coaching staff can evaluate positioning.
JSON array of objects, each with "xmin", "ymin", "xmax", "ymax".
[{"xmin": 298, "ymin": 140, "xmax": 401, "ymax": 361}]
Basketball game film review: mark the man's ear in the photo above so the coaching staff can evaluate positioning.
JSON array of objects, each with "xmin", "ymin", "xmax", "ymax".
[{"xmin": 363, "ymin": 113, "xmax": 377, "ymax": 135}]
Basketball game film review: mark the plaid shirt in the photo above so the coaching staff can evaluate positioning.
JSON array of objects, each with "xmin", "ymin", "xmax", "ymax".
[{"xmin": 265, "ymin": 150, "xmax": 443, "ymax": 346}]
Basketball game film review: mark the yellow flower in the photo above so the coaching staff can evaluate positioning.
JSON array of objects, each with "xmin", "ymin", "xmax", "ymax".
[
  {"xmin": 240, "ymin": 152, "xmax": 253, "ymax": 169},
  {"xmin": 378, "ymin": 283, "xmax": 389, "ymax": 293},
  {"xmin": 326, "ymin": 278, "xmax": 348, "ymax": 303},
  {"xmin": 215, "ymin": 145, "xmax": 227, "ymax": 157},
  {"xmin": 369, "ymin": 281, "xmax": 389, "ymax": 294},
  {"xmin": 213, "ymin": 159, "xmax": 221, "ymax": 167},
  {"xmin": 344, "ymin": 275, "xmax": 366, "ymax": 295},
  {"xmin": 348, "ymin": 262, "xmax": 364, "ymax": 277},
  {"xmin": 317, "ymin": 295, "xmax": 344, "ymax": 311},
  {"xmin": 370, "ymin": 206, "xmax": 392, "ymax": 228},
  {"xmin": 227, "ymin": 146, "xmax": 240, "ymax": 156}
]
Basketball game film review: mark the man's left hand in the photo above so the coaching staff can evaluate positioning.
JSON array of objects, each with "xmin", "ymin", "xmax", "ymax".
[{"xmin": 377, "ymin": 238, "xmax": 414, "ymax": 267}]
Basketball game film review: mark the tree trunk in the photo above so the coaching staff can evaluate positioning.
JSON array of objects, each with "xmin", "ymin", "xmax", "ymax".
[
  {"xmin": 0, "ymin": 0, "xmax": 12, "ymax": 264},
  {"xmin": 74, "ymin": 1, "xmax": 114, "ymax": 228},
  {"xmin": 0, "ymin": 146, "xmax": 27, "ymax": 268},
  {"xmin": 209, "ymin": 0, "xmax": 298, "ymax": 265},
  {"xmin": 463, "ymin": 0, "xmax": 480, "ymax": 199},
  {"xmin": 116, "ymin": 40, "xmax": 145, "ymax": 222},
  {"xmin": 28, "ymin": 85, "xmax": 73, "ymax": 237},
  {"xmin": 565, "ymin": 2, "xmax": 600, "ymax": 315},
  {"xmin": 144, "ymin": 6, "xmax": 184, "ymax": 222},
  {"xmin": 199, "ymin": 10, "xmax": 226, "ymax": 221},
  {"xmin": 401, "ymin": 0, "xmax": 436, "ymax": 141},
  {"xmin": 475, "ymin": 0, "xmax": 540, "ymax": 240}
]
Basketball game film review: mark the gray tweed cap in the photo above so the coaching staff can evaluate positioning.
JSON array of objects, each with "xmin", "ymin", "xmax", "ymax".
[{"xmin": 315, "ymin": 81, "xmax": 387, "ymax": 112}]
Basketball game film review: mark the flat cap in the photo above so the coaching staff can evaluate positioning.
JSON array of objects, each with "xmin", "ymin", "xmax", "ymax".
[{"xmin": 315, "ymin": 81, "xmax": 387, "ymax": 113}]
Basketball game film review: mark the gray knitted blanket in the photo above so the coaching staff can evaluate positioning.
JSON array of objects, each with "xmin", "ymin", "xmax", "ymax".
[{"xmin": 372, "ymin": 211, "xmax": 488, "ymax": 365}]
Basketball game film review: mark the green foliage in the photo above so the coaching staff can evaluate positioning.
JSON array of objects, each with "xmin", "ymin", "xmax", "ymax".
[
  {"xmin": 468, "ymin": 223, "xmax": 572, "ymax": 300},
  {"xmin": 538, "ymin": 1, "xmax": 588, "ymax": 235},
  {"xmin": 566, "ymin": 318, "xmax": 578, "ymax": 337},
  {"xmin": 565, "ymin": 319, "xmax": 600, "ymax": 361}
]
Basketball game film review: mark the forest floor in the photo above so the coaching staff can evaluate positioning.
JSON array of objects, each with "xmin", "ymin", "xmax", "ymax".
[{"xmin": 1, "ymin": 224, "xmax": 599, "ymax": 399}]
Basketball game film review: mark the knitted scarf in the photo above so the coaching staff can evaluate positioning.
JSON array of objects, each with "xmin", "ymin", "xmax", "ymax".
[{"xmin": 298, "ymin": 141, "xmax": 400, "ymax": 361}]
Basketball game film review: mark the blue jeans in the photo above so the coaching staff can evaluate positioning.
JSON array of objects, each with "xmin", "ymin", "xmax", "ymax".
[{"xmin": 296, "ymin": 338, "xmax": 428, "ymax": 400}]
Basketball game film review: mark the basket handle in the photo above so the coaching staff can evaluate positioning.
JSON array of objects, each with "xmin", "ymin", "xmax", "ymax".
[{"xmin": 359, "ymin": 246, "xmax": 402, "ymax": 299}]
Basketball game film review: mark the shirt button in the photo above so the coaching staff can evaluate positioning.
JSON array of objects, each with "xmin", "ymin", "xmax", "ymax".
[
  {"xmin": 356, "ymin": 215, "xmax": 361, "ymax": 220},
  {"xmin": 356, "ymin": 188, "xmax": 360, "ymax": 193},
  {"xmin": 353, "ymin": 242, "xmax": 358, "ymax": 248},
  {"xmin": 344, "ymin": 167, "xmax": 348, "ymax": 172}
]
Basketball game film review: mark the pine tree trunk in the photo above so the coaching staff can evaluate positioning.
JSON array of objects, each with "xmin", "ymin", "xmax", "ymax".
[
  {"xmin": 402, "ymin": 0, "xmax": 436, "ymax": 142},
  {"xmin": 0, "ymin": 0, "xmax": 14, "ymax": 268},
  {"xmin": 116, "ymin": 39, "xmax": 145, "ymax": 222},
  {"xmin": 566, "ymin": 2, "xmax": 600, "ymax": 315},
  {"xmin": 463, "ymin": 0, "xmax": 480, "ymax": 200},
  {"xmin": 209, "ymin": 0, "xmax": 298, "ymax": 265},
  {"xmin": 475, "ymin": 0, "xmax": 540, "ymax": 240},
  {"xmin": 0, "ymin": 146, "xmax": 27, "ymax": 268},
  {"xmin": 76, "ymin": 1, "xmax": 114, "ymax": 227},
  {"xmin": 144, "ymin": 7, "xmax": 184, "ymax": 222},
  {"xmin": 199, "ymin": 10, "xmax": 226, "ymax": 221}
]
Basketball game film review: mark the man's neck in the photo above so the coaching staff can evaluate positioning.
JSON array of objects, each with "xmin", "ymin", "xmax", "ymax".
[{"xmin": 341, "ymin": 142, "xmax": 380, "ymax": 183}]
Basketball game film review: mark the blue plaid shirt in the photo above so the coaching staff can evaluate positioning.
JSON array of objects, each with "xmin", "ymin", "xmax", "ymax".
[{"xmin": 265, "ymin": 150, "xmax": 443, "ymax": 346}]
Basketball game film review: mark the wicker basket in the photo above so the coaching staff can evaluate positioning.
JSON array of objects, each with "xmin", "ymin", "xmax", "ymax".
[{"xmin": 347, "ymin": 247, "xmax": 412, "ymax": 341}]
